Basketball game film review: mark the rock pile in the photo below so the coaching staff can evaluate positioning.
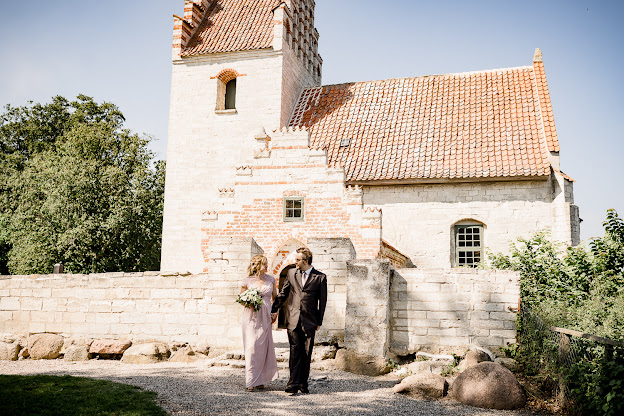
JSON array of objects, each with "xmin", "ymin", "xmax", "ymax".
[
  {"xmin": 0, "ymin": 333, "xmax": 211, "ymax": 364},
  {"xmin": 389, "ymin": 346, "xmax": 525, "ymax": 410}
]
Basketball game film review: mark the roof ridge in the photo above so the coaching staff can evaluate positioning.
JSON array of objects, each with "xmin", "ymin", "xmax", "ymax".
[{"xmin": 313, "ymin": 65, "xmax": 535, "ymax": 89}]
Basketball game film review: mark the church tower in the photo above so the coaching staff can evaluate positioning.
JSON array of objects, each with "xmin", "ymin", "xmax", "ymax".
[{"xmin": 161, "ymin": 0, "xmax": 322, "ymax": 272}]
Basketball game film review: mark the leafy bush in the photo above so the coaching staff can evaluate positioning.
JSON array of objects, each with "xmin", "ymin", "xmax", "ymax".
[
  {"xmin": 566, "ymin": 353, "xmax": 624, "ymax": 416},
  {"xmin": 489, "ymin": 209, "xmax": 624, "ymax": 414},
  {"xmin": 490, "ymin": 209, "xmax": 624, "ymax": 340}
]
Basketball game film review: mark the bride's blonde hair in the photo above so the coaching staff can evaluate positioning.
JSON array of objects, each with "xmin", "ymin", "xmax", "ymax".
[{"xmin": 247, "ymin": 255, "xmax": 268, "ymax": 277}]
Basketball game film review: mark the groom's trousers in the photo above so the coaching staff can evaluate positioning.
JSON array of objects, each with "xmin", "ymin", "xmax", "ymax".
[{"xmin": 287, "ymin": 320, "xmax": 315, "ymax": 389}]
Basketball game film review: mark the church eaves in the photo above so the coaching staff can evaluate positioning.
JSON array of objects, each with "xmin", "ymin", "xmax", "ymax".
[{"xmin": 289, "ymin": 58, "xmax": 559, "ymax": 184}]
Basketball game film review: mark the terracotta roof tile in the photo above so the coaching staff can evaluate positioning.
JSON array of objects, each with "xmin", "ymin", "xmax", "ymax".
[
  {"xmin": 289, "ymin": 65, "xmax": 556, "ymax": 183},
  {"xmin": 182, "ymin": 0, "xmax": 281, "ymax": 56},
  {"xmin": 532, "ymin": 51, "xmax": 560, "ymax": 152}
]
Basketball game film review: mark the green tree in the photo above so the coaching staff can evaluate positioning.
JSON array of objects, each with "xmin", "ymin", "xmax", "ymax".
[{"xmin": 0, "ymin": 96, "xmax": 164, "ymax": 274}]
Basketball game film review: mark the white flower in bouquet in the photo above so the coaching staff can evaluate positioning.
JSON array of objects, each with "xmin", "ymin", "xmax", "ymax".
[{"xmin": 236, "ymin": 288, "xmax": 264, "ymax": 311}]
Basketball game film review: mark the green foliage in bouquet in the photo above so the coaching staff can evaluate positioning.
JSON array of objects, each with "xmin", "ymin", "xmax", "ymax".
[{"xmin": 236, "ymin": 288, "xmax": 264, "ymax": 311}]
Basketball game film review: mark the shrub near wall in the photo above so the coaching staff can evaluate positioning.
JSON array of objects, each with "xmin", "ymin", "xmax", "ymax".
[{"xmin": 490, "ymin": 209, "xmax": 624, "ymax": 414}]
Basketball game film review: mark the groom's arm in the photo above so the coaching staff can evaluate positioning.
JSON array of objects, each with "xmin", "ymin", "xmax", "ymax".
[
  {"xmin": 271, "ymin": 276, "xmax": 291, "ymax": 314},
  {"xmin": 316, "ymin": 273, "xmax": 328, "ymax": 329}
]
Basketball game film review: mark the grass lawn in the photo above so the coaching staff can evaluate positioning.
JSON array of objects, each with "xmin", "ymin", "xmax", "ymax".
[{"xmin": 0, "ymin": 374, "xmax": 168, "ymax": 416}]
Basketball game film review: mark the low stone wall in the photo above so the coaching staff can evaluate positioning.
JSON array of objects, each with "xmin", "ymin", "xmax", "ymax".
[
  {"xmin": 0, "ymin": 237, "xmax": 353, "ymax": 348},
  {"xmin": 390, "ymin": 269, "xmax": 520, "ymax": 354},
  {"xmin": 1, "ymin": 241, "xmax": 520, "ymax": 356},
  {"xmin": 0, "ymin": 272, "xmax": 242, "ymax": 346},
  {"xmin": 306, "ymin": 238, "xmax": 355, "ymax": 343}
]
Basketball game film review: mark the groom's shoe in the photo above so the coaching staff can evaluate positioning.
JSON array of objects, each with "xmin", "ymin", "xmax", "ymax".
[
  {"xmin": 300, "ymin": 385, "xmax": 309, "ymax": 394},
  {"xmin": 284, "ymin": 385, "xmax": 299, "ymax": 394}
]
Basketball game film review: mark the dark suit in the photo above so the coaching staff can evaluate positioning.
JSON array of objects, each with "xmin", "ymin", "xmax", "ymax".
[{"xmin": 272, "ymin": 266, "xmax": 327, "ymax": 391}]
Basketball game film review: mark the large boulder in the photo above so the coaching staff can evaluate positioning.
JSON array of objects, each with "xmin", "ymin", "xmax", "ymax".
[
  {"xmin": 457, "ymin": 348, "xmax": 492, "ymax": 371},
  {"xmin": 393, "ymin": 373, "xmax": 448, "ymax": 399},
  {"xmin": 121, "ymin": 343, "xmax": 170, "ymax": 364},
  {"xmin": 0, "ymin": 342, "xmax": 20, "ymax": 361},
  {"xmin": 28, "ymin": 334, "xmax": 64, "ymax": 360},
  {"xmin": 312, "ymin": 345, "xmax": 338, "ymax": 362},
  {"xmin": 192, "ymin": 342, "xmax": 210, "ymax": 356},
  {"xmin": 169, "ymin": 346, "xmax": 209, "ymax": 363},
  {"xmin": 334, "ymin": 349, "xmax": 390, "ymax": 376},
  {"xmin": 406, "ymin": 360, "xmax": 452, "ymax": 375},
  {"xmin": 453, "ymin": 362, "xmax": 526, "ymax": 410},
  {"xmin": 64, "ymin": 345, "xmax": 90, "ymax": 361},
  {"xmin": 89, "ymin": 339, "xmax": 132, "ymax": 357},
  {"xmin": 495, "ymin": 357, "xmax": 521, "ymax": 373}
]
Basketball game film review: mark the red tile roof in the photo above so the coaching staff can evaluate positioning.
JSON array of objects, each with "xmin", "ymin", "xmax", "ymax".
[
  {"xmin": 532, "ymin": 51, "xmax": 560, "ymax": 152},
  {"xmin": 289, "ymin": 65, "xmax": 558, "ymax": 183},
  {"xmin": 182, "ymin": 0, "xmax": 281, "ymax": 56}
]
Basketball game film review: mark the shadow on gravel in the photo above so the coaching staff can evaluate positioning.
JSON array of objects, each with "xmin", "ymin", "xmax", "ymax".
[
  {"xmin": 4, "ymin": 364, "xmax": 547, "ymax": 416},
  {"xmin": 109, "ymin": 371, "xmax": 539, "ymax": 415}
]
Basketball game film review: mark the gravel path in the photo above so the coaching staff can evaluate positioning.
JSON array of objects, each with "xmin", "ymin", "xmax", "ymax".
[{"xmin": 0, "ymin": 359, "xmax": 550, "ymax": 416}]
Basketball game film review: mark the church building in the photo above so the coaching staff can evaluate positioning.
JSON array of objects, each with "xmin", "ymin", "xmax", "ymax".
[{"xmin": 161, "ymin": 0, "xmax": 580, "ymax": 275}]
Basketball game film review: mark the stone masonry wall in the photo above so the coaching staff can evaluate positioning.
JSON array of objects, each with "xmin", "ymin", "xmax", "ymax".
[
  {"xmin": 306, "ymin": 238, "xmax": 355, "ymax": 343},
  {"xmin": 390, "ymin": 268, "xmax": 520, "ymax": 354},
  {"xmin": 0, "ymin": 272, "xmax": 222, "ymax": 345},
  {"xmin": 1, "ymin": 265, "xmax": 520, "ymax": 355},
  {"xmin": 201, "ymin": 128, "xmax": 384, "ymax": 272},
  {"xmin": 0, "ymin": 238, "xmax": 264, "ymax": 348},
  {"xmin": 345, "ymin": 260, "xmax": 392, "ymax": 358},
  {"xmin": 364, "ymin": 178, "xmax": 578, "ymax": 268}
]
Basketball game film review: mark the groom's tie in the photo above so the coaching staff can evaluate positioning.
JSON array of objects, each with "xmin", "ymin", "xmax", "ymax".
[{"xmin": 297, "ymin": 269, "xmax": 304, "ymax": 288}]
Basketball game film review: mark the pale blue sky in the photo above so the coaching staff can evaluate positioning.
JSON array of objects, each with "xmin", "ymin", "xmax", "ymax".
[{"xmin": 0, "ymin": 0, "xmax": 622, "ymax": 242}]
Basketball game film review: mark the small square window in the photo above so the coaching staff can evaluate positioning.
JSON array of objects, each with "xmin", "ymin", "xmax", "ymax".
[{"xmin": 284, "ymin": 197, "xmax": 304, "ymax": 222}]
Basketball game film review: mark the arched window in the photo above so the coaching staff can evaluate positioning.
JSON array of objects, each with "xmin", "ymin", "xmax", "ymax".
[
  {"xmin": 452, "ymin": 219, "xmax": 485, "ymax": 268},
  {"xmin": 213, "ymin": 69, "xmax": 242, "ymax": 113},
  {"xmin": 225, "ymin": 78, "xmax": 236, "ymax": 110}
]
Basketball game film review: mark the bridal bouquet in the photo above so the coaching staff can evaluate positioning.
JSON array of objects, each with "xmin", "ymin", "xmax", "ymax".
[{"xmin": 236, "ymin": 288, "xmax": 264, "ymax": 311}]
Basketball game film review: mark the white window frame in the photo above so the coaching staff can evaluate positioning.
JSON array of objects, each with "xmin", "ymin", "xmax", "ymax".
[
  {"xmin": 454, "ymin": 223, "xmax": 484, "ymax": 268},
  {"xmin": 283, "ymin": 197, "xmax": 304, "ymax": 222}
]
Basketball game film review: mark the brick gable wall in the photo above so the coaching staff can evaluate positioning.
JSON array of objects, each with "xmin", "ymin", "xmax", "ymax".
[{"xmin": 201, "ymin": 128, "xmax": 385, "ymax": 272}]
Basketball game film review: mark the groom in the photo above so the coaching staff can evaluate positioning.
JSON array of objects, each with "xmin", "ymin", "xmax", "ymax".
[{"xmin": 271, "ymin": 247, "xmax": 327, "ymax": 395}]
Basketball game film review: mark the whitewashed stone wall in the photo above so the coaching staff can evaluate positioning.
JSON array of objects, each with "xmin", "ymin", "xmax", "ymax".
[
  {"xmin": 306, "ymin": 238, "xmax": 355, "ymax": 343},
  {"xmin": 0, "ymin": 238, "xmax": 262, "ymax": 347},
  {"xmin": 363, "ymin": 177, "xmax": 580, "ymax": 269},
  {"xmin": 0, "ymin": 264, "xmax": 520, "ymax": 355},
  {"xmin": 0, "ymin": 237, "xmax": 351, "ymax": 347},
  {"xmin": 163, "ymin": 51, "xmax": 285, "ymax": 274},
  {"xmin": 390, "ymin": 268, "xmax": 520, "ymax": 354},
  {"xmin": 345, "ymin": 260, "xmax": 392, "ymax": 358},
  {"xmin": 163, "ymin": 37, "xmax": 320, "ymax": 273},
  {"xmin": 1, "ymin": 272, "xmax": 221, "ymax": 344}
]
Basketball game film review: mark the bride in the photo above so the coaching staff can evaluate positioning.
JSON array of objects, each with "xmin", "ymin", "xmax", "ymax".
[{"xmin": 240, "ymin": 255, "xmax": 279, "ymax": 391}]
